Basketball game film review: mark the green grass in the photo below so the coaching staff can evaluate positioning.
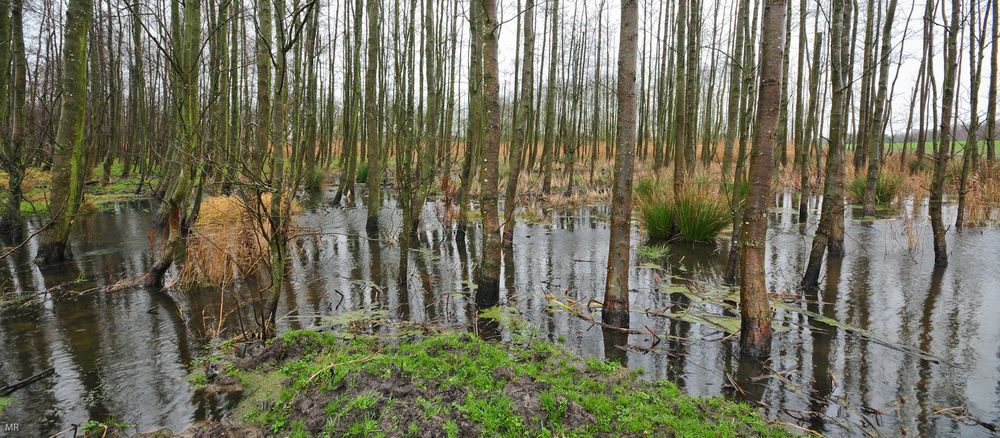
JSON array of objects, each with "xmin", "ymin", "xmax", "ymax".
[
  {"xmin": 638, "ymin": 192, "xmax": 675, "ymax": 240},
  {"xmin": 304, "ymin": 166, "xmax": 328, "ymax": 192},
  {"xmin": 210, "ymin": 329, "xmax": 792, "ymax": 437},
  {"xmin": 672, "ymin": 189, "xmax": 731, "ymax": 242},
  {"xmin": 355, "ymin": 162, "xmax": 370, "ymax": 184},
  {"xmin": 637, "ymin": 183, "xmax": 731, "ymax": 243},
  {"xmin": 3, "ymin": 161, "xmax": 159, "ymax": 216},
  {"xmin": 871, "ymin": 139, "xmax": 1000, "ymax": 153},
  {"xmin": 848, "ymin": 172, "xmax": 904, "ymax": 205},
  {"xmin": 636, "ymin": 243, "xmax": 670, "ymax": 260}
]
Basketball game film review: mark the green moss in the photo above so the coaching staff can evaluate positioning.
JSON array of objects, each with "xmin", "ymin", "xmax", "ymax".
[
  {"xmin": 0, "ymin": 396, "xmax": 11, "ymax": 412},
  {"xmin": 217, "ymin": 329, "xmax": 794, "ymax": 437}
]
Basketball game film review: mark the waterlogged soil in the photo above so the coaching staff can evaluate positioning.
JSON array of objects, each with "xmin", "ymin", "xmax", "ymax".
[{"xmin": 0, "ymin": 190, "xmax": 998, "ymax": 436}]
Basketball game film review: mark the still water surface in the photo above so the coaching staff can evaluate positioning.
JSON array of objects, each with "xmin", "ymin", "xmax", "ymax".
[{"xmin": 1, "ymin": 191, "xmax": 998, "ymax": 437}]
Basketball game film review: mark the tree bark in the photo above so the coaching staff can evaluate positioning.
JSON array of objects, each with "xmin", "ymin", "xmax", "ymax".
[
  {"xmin": 603, "ymin": 0, "xmax": 638, "ymax": 329},
  {"xmin": 503, "ymin": 0, "xmax": 534, "ymax": 246},
  {"xmin": 739, "ymin": 0, "xmax": 786, "ymax": 358},
  {"xmin": 929, "ymin": 0, "xmax": 959, "ymax": 268},
  {"xmin": 478, "ymin": 0, "xmax": 502, "ymax": 297},
  {"xmin": 37, "ymin": 0, "xmax": 93, "ymax": 263}
]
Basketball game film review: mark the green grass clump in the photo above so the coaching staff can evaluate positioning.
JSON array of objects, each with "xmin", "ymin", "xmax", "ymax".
[
  {"xmin": 355, "ymin": 162, "xmax": 370, "ymax": 184},
  {"xmin": 848, "ymin": 171, "xmax": 904, "ymax": 205},
  {"xmin": 304, "ymin": 166, "xmax": 327, "ymax": 191},
  {"xmin": 633, "ymin": 176, "xmax": 658, "ymax": 200},
  {"xmin": 637, "ymin": 182, "xmax": 730, "ymax": 243},
  {"xmin": 671, "ymin": 189, "xmax": 731, "ymax": 243},
  {"xmin": 214, "ymin": 329, "xmax": 791, "ymax": 437},
  {"xmin": 638, "ymin": 191, "xmax": 675, "ymax": 240}
]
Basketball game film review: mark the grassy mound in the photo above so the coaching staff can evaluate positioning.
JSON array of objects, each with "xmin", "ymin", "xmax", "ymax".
[{"xmin": 196, "ymin": 330, "xmax": 791, "ymax": 437}]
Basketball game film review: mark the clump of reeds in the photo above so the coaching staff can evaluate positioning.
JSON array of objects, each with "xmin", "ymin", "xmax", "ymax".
[
  {"xmin": 635, "ymin": 176, "xmax": 731, "ymax": 243},
  {"xmin": 848, "ymin": 171, "xmax": 904, "ymax": 205},
  {"xmin": 180, "ymin": 194, "xmax": 301, "ymax": 288},
  {"xmin": 355, "ymin": 162, "xmax": 369, "ymax": 183},
  {"xmin": 304, "ymin": 166, "xmax": 328, "ymax": 192}
]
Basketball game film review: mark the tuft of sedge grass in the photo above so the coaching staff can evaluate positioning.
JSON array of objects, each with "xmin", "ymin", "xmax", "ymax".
[
  {"xmin": 638, "ymin": 189, "xmax": 675, "ymax": 240},
  {"xmin": 304, "ymin": 166, "xmax": 328, "ymax": 192},
  {"xmin": 354, "ymin": 162, "xmax": 369, "ymax": 184},
  {"xmin": 847, "ymin": 171, "xmax": 904, "ymax": 205},
  {"xmin": 671, "ymin": 187, "xmax": 731, "ymax": 243},
  {"xmin": 636, "ymin": 177, "xmax": 730, "ymax": 243}
]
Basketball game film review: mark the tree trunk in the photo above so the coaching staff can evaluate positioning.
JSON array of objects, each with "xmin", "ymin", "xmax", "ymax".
[
  {"xmin": 802, "ymin": 0, "xmax": 849, "ymax": 287},
  {"xmin": 603, "ymin": 0, "xmax": 638, "ymax": 329},
  {"xmin": 364, "ymin": 0, "xmax": 382, "ymax": 235},
  {"xmin": 478, "ymin": 0, "xmax": 502, "ymax": 297},
  {"xmin": 862, "ymin": 0, "xmax": 898, "ymax": 217},
  {"xmin": 37, "ymin": 0, "xmax": 93, "ymax": 263},
  {"xmin": 929, "ymin": 0, "xmax": 959, "ymax": 268},
  {"xmin": 503, "ymin": 0, "xmax": 534, "ymax": 246},
  {"xmin": 739, "ymin": 0, "xmax": 786, "ymax": 358},
  {"xmin": 540, "ymin": 0, "xmax": 558, "ymax": 196}
]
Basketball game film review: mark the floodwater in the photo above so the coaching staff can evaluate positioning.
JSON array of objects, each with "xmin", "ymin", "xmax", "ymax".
[{"xmin": 1, "ymin": 190, "xmax": 999, "ymax": 437}]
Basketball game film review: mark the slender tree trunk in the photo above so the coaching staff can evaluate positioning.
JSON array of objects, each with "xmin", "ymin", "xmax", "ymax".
[
  {"xmin": 364, "ymin": 0, "xmax": 382, "ymax": 235},
  {"xmin": 791, "ymin": 0, "xmax": 807, "ymax": 172},
  {"xmin": 802, "ymin": 0, "xmax": 849, "ymax": 287},
  {"xmin": 929, "ymin": 0, "xmax": 959, "ymax": 267},
  {"xmin": 457, "ymin": 0, "xmax": 482, "ymax": 238},
  {"xmin": 799, "ymin": 32, "xmax": 823, "ymax": 222},
  {"xmin": 603, "ymin": 0, "xmax": 638, "ymax": 329},
  {"xmin": 478, "ymin": 0, "xmax": 502, "ymax": 297},
  {"xmin": 503, "ymin": 0, "xmax": 534, "ymax": 246},
  {"xmin": 540, "ymin": 0, "xmax": 558, "ymax": 196},
  {"xmin": 862, "ymin": 0, "xmax": 898, "ymax": 216},
  {"xmin": 672, "ymin": 0, "xmax": 688, "ymax": 196},
  {"xmin": 1, "ymin": 0, "xmax": 27, "ymax": 236},
  {"xmin": 987, "ymin": 0, "xmax": 998, "ymax": 164},
  {"xmin": 739, "ymin": 0, "xmax": 786, "ymax": 358},
  {"xmin": 957, "ymin": 0, "xmax": 983, "ymax": 229},
  {"xmin": 722, "ymin": 0, "xmax": 748, "ymax": 183}
]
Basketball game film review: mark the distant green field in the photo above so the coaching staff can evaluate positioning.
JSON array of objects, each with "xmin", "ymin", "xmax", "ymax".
[{"xmin": 846, "ymin": 140, "xmax": 1000, "ymax": 152}]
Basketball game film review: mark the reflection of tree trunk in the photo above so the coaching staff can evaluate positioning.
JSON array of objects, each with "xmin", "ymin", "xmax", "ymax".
[
  {"xmin": 915, "ymin": 267, "xmax": 945, "ymax": 435},
  {"xmin": 733, "ymin": 355, "xmax": 768, "ymax": 405},
  {"xmin": 601, "ymin": 326, "xmax": 629, "ymax": 367},
  {"xmin": 805, "ymin": 255, "xmax": 841, "ymax": 433}
]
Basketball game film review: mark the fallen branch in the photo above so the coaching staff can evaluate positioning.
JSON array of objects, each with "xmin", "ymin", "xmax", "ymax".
[{"xmin": 1, "ymin": 367, "xmax": 55, "ymax": 396}]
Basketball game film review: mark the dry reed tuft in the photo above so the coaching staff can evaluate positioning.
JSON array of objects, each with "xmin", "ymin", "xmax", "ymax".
[{"xmin": 180, "ymin": 194, "xmax": 301, "ymax": 288}]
